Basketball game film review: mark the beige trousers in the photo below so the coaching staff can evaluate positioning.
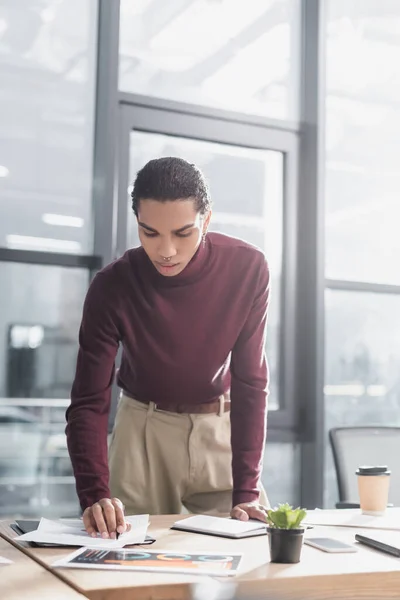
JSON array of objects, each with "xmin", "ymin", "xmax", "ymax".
[{"xmin": 109, "ymin": 393, "xmax": 268, "ymax": 515}]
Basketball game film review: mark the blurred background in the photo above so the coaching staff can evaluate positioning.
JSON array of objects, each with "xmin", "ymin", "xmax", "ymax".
[{"xmin": 0, "ymin": 0, "xmax": 399, "ymax": 518}]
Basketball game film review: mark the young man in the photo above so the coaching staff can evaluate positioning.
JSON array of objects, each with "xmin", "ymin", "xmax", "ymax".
[{"xmin": 66, "ymin": 157, "xmax": 270, "ymax": 539}]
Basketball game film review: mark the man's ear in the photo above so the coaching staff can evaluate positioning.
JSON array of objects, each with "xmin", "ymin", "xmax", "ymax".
[{"xmin": 203, "ymin": 210, "xmax": 212, "ymax": 233}]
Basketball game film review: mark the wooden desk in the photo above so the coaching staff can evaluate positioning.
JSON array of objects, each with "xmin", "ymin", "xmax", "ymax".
[
  {"xmin": 0, "ymin": 533, "xmax": 85, "ymax": 599},
  {"xmin": 2, "ymin": 516, "xmax": 400, "ymax": 600}
]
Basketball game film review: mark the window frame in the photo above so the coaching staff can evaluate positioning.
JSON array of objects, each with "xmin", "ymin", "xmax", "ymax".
[
  {"xmin": 93, "ymin": 0, "xmax": 327, "ymax": 500},
  {"xmin": 113, "ymin": 97, "xmax": 299, "ymax": 431}
]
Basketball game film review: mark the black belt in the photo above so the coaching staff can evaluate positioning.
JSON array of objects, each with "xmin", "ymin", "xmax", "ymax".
[{"xmin": 123, "ymin": 392, "xmax": 231, "ymax": 415}]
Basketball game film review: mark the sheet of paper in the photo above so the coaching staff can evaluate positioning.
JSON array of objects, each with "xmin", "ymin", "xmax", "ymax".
[
  {"xmin": 0, "ymin": 556, "xmax": 13, "ymax": 565},
  {"xmin": 58, "ymin": 518, "xmax": 86, "ymax": 527},
  {"xmin": 304, "ymin": 508, "xmax": 400, "ymax": 530},
  {"xmin": 173, "ymin": 515, "xmax": 266, "ymax": 534},
  {"xmin": 53, "ymin": 547, "xmax": 243, "ymax": 576},
  {"xmin": 17, "ymin": 515, "xmax": 149, "ymax": 548}
]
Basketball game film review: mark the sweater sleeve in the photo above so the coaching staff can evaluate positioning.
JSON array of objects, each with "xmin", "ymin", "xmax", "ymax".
[
  {"xmin": 66, "ymin": 272, "xmax": 121, "ymax": 511},
  {"xmin": 230, "ymin": 256, "xmax": 270, "ymax": 506}
]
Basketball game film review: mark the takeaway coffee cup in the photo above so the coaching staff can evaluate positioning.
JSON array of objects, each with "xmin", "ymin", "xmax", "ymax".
[{"xmin": 356, "ymin": 466, "xmax": 391, "ymax": 516}]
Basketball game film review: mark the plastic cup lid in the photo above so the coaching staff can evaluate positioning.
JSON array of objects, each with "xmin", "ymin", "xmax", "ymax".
[{"xmin": 356, "ymin": 465, "xmax": 391, "ymax": 475}]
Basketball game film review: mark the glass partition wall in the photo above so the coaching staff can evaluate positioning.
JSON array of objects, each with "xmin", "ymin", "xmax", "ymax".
[
  {"xmin": 323, "ymin": 0, "xmax": 400, "ymax": 506},
  {"xmin": 0, "ymin": 0, "xmax": 98, "ymax": 516}
]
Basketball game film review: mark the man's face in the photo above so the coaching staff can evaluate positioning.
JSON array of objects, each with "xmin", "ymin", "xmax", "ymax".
[{"xmin": 137, "ymin": 198, "xmax": 210, "ymax": 277}]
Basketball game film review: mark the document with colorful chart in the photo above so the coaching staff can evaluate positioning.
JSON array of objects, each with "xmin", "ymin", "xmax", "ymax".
[{"xmin": 53, "ymin": 547, "xmax": 243, "ymax": 576}]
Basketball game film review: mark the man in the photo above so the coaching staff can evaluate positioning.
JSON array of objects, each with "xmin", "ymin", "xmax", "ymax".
[{"xmin": 66, "ymin": 157, "xmax": 270, "ymax": 539}]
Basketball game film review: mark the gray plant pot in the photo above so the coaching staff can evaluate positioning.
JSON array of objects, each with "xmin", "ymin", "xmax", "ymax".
[{"xmin": 268, "ymin": 527, "xmax": 305, "ymax": 563}]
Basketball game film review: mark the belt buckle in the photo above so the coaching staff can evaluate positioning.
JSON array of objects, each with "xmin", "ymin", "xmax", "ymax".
[{"xmin": 153, "ymin": 403, "xmax": 169, "ymax": 413}]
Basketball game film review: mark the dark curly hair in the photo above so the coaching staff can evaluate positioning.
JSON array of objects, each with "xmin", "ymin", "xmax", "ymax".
[{"xmin": 131, "ymin": 157, "xmax": 211, "ymax": 216}]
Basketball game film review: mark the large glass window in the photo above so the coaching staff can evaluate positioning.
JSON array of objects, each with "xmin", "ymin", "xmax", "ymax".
[
  {"xmin": 325, "ymin": 0, "xmax": 400, "ymax": 284},
  {"xmin": 324, "ymin": 0, "xmax": 400, "ymax": 508},
  {"xmin": 119, "ymin": 0, "xmax": 300, "ymax": 120},
  {"xmin": 0, "ymin": 263, "xmax": 88, "ymax": 516},
  {"xmin": 0, "ymin": 0, "xmax": 97, "ymax": 254},
  {"xmin": 127, "ymin": 131, "xmax": 283, "ymax": 410},
  {"xmin": 262, "ymin": 442, "xmax": 300, "ymax": 506},
  {"xmin": 324, "ymin": 289, "xmax": 400, "ymax": 507}
]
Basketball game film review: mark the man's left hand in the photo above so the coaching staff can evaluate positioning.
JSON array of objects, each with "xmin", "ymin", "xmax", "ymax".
[{"xmin": 231, "ymin": 502, "xmax": 269, "ymax": 522}]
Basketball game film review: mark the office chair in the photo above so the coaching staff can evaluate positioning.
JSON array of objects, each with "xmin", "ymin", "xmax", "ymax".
[{"xmin": 329, "ymin": 427, "xmax": 400, "ymax": 509}]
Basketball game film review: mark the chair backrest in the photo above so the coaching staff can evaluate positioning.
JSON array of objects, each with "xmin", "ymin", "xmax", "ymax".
[{"xmin": 329, "ymin": 427, "xmax": 400, "ymax": 504}]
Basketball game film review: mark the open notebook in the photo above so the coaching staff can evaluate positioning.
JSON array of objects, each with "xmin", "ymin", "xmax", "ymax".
[{"xmin": 171, "ymin": 515, "xmax": 267, "ymax": 539}]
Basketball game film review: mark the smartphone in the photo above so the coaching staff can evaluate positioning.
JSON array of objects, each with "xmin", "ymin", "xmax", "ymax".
[
  {"xmin": 304, "ymin": 537, "xmax": 357, "ymax": 553},
  {"xmin": 10, "ymin": 520, "xmax": 57, "ymax": 548},
  {"xmin": 14, "ymin": 520, "xmax": 40, "ymax": 534}
]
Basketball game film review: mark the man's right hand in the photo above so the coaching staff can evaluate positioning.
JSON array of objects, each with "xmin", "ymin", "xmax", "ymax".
[{"xmin": 83, "ymin": 497, "xmax": 131, "ymax": 539}]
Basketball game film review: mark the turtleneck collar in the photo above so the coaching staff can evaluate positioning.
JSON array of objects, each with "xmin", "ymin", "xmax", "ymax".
[{"xmin": 136, "ymin": 236, "xmax": 212, "ymax": 287}]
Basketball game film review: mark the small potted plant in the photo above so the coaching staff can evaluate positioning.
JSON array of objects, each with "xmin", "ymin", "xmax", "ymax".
[{"xmin": 266, "ymin": 503, "xmax": 307, "ymax": 564}]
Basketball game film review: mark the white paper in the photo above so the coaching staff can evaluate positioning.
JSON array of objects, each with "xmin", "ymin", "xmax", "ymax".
[
  {"xmin": 53, "ymin": 546, "xmax": 243, "ymax": 576},
  {"xmin": 304, "ymin": 508, "xmax": 400, "ymax": 530},
  {"xmin": 173, "ymin": 515, "xmax": 267, "ymax": 535},
  {"xmin": 0, "ymin": 556, "xmax": 13, "ymax": 565},
  {"xmin": 17, "ymin": 515, "xmax": 149, "ymax": 548}
]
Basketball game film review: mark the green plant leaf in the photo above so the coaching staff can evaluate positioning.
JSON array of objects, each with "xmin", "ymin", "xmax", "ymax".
[
  {"xmin": 292, "ymin": 508, "xmax": 307, "ymax": 529},
  {"xmin": 266, "ymin": 504, "xmax": 307, "ymax": 529}
]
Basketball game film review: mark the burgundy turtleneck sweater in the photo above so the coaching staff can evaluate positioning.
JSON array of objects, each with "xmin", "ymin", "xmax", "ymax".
[{"xmin": 66, "ymin": 232, "xmax": 270, "ymax": 511}]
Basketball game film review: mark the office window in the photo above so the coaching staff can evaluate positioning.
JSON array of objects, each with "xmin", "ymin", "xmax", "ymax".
[
  {"xmin": 262, "ymin": 443, "xmax": 300, "ymax": 507},
  {"xmin": 324, "ymin": 289, "xmax": 400, "ymax": 507},
  {"xmin": 324, "ymin": 0, "xmax": 400, "ymax": 508},
  {"xmin": 325, "ymin": 0, "xmax": 400, "ymax": 284},
  {"xmin": 119, "ymin": 0, "xmax": 300, "ymax": 120},
  {"xmin": 0, "ymin": 0, "xmax": 97, "ymax": 254},
  {"xmin": 0, "ymin": 262, "xmax": 88, "ymax": 516},
  {"xmin": 127, "ymin": 131, "xmax": 283, "ymax": 410}
]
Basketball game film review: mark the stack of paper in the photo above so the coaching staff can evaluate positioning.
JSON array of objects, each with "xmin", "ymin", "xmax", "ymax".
[
  {"xmin": 304, "ymin": 508, "xmax": 400, "ymax": 530},
  {"xmin": 16, "ymin": 515, "xmax": 149, "ymax": 548}
]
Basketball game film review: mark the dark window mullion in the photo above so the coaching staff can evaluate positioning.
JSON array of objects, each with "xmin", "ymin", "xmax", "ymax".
[{"xmin": 0, "ymin": 248, "xmax": 101, "ymax": 270}]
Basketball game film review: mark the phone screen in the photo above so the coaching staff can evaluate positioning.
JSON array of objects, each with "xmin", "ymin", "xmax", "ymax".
[{"xmin": 15, "ymin": 520, "xmax": 40, "ymax": 534}]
